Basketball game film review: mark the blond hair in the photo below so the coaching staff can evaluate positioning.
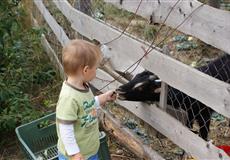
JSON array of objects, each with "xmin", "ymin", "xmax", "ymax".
[{"xmin": 62, "ymin": 39, "xmax": 101, "ymax": 76}]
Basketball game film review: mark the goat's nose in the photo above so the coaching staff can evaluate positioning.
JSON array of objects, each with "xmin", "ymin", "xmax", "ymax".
[
  {"xmin": 117, "ymin": 94, "xmax": 127, "ymax": 100},
  {"xmin": 115, "ymin": 88, "xmax": 127, "ymax": 100}
]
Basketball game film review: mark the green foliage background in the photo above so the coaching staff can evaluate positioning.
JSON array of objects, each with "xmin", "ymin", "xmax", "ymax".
[{"xmin": 0, "ymin": 0, "xmax": 60, "ymax": 134}]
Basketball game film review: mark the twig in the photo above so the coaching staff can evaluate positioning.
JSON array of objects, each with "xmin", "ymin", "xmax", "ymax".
[
  {"xmin": 111, "ymin": 154, "xmax": 133, "ymax": 159},
  {"xmin": 0, "ymin": 149, "xmax": 6, "ymax": 160}
]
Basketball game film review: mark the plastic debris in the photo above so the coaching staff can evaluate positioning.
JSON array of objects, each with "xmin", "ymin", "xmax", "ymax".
[
  {"xmin": 217, "ymin": 145, "xmax": 230, "ymax": 156},
  {"xmin": 172, "ymin": 148, "xmax": 184, "ymax": 155},
  {"xmin": 190, "ymin": 61, "xmax": 197, "ymax": 68},
  {"xmin": 211, "ymin": 112, "xmax": 225, "ymax": 122},
  {"xmin": 134, "ymin": 128, "xmax": 145, "ymax": 137},
  {"xmin": 124, "ymin": 119, "xmax": 150, "ymax": 144},
  {"xmin": 188, "ymin": 36, "xmax": 193, "ymax": 41},
  {"xmin": 94, "ymin": 10, "xmax": 104, "ymax": 20},
  {"xmin": 172, "ymin": 35, "xmax": 198, "ymax": 51},
  {"xmin": 176, "ymin": 41, "xmax": 198, "ymax": 51},
  {"xmin": 172, "ymin": 35, "xmax": 187, "ymax": 42},
  {"xmin": 124, "ymin": 119, "xmax": 137, "ymax": 129}
]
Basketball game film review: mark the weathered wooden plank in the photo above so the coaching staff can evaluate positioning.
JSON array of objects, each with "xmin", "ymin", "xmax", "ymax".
[
  {"xmin": 53, "ymin": 0, "xmax": 230, "ymax": 118},
  {"xmin": 31, "ymin": 13, "xmax": 65, "ymax": 79},
  {"xmin": 104, "ymin": 0, "xmax": 230, "ymax": 54},
  {"xmin": 159, "ymin": 82, "xmax": 168, "ymax": 111},
  {"xmin": 41, "ymin": 35, "xmax": 65, "ymax": 80},
  {"xmin": 33, "ymin": 0, "xmax": 69, "ymax": 46},
  {"xmin": 159, "ymin": 45, "xmax": 170, "ymax": 111},
  {"xmin": 92, "ymin": 69, "xmax": 230, "ymax": 160}
]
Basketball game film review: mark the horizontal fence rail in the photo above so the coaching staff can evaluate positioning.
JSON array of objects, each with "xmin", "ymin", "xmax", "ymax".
[
  {"xmin": 105, "ymin": 0, "xmax": 230, "ymax": 55},
  {"xmin": 34, "ymin": 0, "xmax": 69, "ymax": 46}
]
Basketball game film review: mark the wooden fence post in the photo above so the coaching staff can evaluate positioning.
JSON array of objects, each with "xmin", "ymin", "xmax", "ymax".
[
  {"xmin": 74, "ymin": 0, "xmax": 92, "ymax": 16},
  {"xmin": 159, "ymin": 45, "xmax": 170, "ymax": 111},
  {"xmin": 208, "ymin": 0, "xmax": 220, "ymax": 9}
]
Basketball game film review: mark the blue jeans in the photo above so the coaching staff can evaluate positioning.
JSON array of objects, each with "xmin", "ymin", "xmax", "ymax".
[{"xmin": 58, "ymin": 152, "xmax": 99, "ymax": 160}]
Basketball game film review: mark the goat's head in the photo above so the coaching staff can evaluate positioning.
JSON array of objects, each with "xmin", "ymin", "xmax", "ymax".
[{"xmin": 116, "ymin": 71, "xmax": 161, "ymax": 101}]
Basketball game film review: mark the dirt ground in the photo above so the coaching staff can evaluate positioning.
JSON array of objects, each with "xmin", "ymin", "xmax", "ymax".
[{"xmin": 0, "ymin": 132, "xmax": 24, "ymax": 160}]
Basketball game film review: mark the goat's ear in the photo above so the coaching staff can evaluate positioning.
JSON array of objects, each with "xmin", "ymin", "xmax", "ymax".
[
  {"xmin": 149, "ymin": 75, "xmax": 156, "ymax": 80},
  {"xmin": 154, "ymin": 87, "xmax": 161, "ymax": 93}
]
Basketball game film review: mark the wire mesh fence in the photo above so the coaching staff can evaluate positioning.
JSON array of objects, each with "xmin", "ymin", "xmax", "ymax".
[{"xmin": 167, "ymin": 53, "xmax": 230, "ymax": 141}]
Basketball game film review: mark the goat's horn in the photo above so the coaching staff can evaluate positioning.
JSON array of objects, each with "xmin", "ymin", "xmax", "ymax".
[
  {"xmin": 133, "ymin": 82, "xmax": 145, "ymax": 90},
  {"xmin": 149, "ymin": 75, "xmax": 155, "ymax": 80},
  {"xmin": 155, "ymin": 79, "xmax": 161, "ymax": 83}
]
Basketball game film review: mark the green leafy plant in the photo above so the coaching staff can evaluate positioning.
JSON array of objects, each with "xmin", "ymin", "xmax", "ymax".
[
  {"xmin": 0, "ymin": 0, "xmax": 58, "ymax": 132},
  {"xmin": 143, "ymin": 25, "xmax": 157, "ymax": 42}
]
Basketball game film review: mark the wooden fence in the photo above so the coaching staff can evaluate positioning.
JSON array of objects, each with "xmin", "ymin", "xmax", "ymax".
[{"xmin": 32, "ymin": 0, "xmax": 230, "ymax": 159}]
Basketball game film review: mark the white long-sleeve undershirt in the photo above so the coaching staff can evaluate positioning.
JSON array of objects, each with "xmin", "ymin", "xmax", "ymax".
[
  {"xmin": 59, "ymin": 123, "xmax": 80, "ymax": 156},
  {"xmin": 94, "ymin": 96, "xmax": 100, "ymax": 109}
]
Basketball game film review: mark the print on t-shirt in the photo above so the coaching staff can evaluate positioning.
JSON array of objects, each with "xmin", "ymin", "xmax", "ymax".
[{"xmin": 80, "ymin": 99, "xmax": 97, "ymax": 127}]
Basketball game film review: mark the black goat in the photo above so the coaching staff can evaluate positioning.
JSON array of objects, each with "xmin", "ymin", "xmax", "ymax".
[{"xmin": 116, "ymin": 54, "xmax": 230, "ymax": 140}]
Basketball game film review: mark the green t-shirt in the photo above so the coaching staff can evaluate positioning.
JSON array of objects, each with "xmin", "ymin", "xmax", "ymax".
[{"xmin": 56, "ymin": 82, "xmax": 100, "ymax": 159}]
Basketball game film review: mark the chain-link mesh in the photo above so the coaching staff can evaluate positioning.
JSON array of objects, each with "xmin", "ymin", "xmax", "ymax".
[{"xmin": 167, "ymin": 54, "xmax": 230, "ymax": 140}]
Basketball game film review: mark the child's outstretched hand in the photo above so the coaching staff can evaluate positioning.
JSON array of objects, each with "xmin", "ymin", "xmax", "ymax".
[
  {"xmin": 70, "ymin": 153, "xmax": 84, "ymax": 160},
  {"xmin": 98, "ymin": 90, "xmax": 117, "ymax": 106},
  {"xmin": 107, "ymin": 90, "xmax": 117, "ymax": 101}
]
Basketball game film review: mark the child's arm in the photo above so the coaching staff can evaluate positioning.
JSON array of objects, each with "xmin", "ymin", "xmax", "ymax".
[
  {"xmin": 59, "ymin": 123, "xmax": 84, "ymax": 160},
  {"xmin": 96, "ymin": 90, "xmax": 117, "ymax": 107}
]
